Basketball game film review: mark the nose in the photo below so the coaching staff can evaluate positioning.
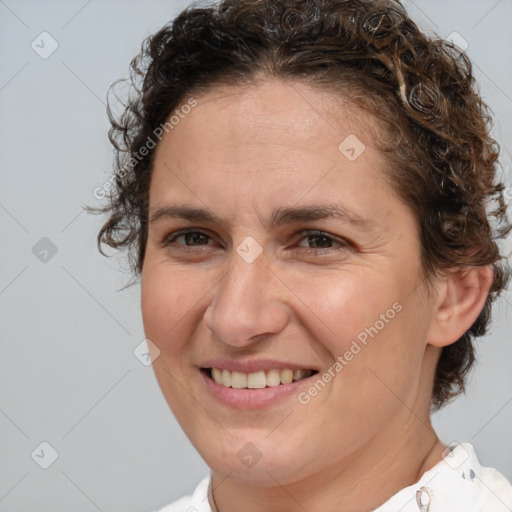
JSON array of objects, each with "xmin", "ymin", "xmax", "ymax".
[{"xmin": 202, "ymin": 249, "xmax": 289, "ymax": 348}]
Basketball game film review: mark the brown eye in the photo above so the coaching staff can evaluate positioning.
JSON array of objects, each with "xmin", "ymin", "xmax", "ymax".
[
  {"xmin": 305, "ymin": 234, "xmax": 334, "ymax": 249},
  {"xmin": 296, "ymin": 231, "xmax": 348, "ymax": 253},
  {"xmin": 161, "ymin": 230, "xmax": 213, "ymax": 248},
  {"xmin": 181, "ymin": 231, "xmax": 210, "ymax": 246}
]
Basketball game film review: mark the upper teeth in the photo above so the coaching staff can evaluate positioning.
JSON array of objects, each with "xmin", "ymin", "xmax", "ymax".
[{"xmin": 210, "ymin": 368, "xmax": 313, "ymax": 389}]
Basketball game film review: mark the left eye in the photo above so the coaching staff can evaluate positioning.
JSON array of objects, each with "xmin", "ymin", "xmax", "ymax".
[
  {"xmin": 297, "ymin": 232, "xmax": 340, "ymax": 249},
  {"xmin": 293, "ymin": 230, "xmax": 351, "ymax": 255}
]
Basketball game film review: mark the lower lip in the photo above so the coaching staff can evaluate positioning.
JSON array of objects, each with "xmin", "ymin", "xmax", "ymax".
[{"xmin": 200, "ymin": 370, "xmax": 315, "ymax": 409}]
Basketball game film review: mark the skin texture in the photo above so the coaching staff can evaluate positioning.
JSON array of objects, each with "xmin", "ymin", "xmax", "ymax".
[{"xmin": 140, "ymin": 79, "xmax": 493, "ymax": 512}]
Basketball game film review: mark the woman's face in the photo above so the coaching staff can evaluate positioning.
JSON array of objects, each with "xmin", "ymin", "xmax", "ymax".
[{"xmin": 141, "ymin": 79, "xmax": 441, "ymax": 485}]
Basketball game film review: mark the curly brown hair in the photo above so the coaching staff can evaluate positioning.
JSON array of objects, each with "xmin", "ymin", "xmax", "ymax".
[{"xmin": 87, "ymin": 0, "xmax": 511, "ymax": 409}]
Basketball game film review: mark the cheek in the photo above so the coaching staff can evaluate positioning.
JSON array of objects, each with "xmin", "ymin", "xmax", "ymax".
[
  {"xmin": 288, "ymin": 267, "xmax": 427, "ymax": 401},
  {"xmin": 285, "ymin": 267, "xmax": 402, "ymax": 357},
  {"xmin": 318, "ymin": 292, "xmax": 429, "ymax": 425},
  {"xmin": 140, "ymin": 263, "xmax": 207, "ymax": 353},
  {"xmin": 140, "ymin": 264, "xmax": 210, "ymax": 423}
]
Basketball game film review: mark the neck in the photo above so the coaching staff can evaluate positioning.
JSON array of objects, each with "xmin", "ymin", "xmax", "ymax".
[{"xmin": 209, "ymin": 413, "xmax": 446, "ymax": 512}]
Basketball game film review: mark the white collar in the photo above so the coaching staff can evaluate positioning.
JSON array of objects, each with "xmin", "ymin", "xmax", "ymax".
[
  {"xmin": 186, "ymin": 442, "xmax": 512, "ymax": 512},
  {"xmin": 374, "ymin": 442, "xmax": 512, "ymax": 511}
]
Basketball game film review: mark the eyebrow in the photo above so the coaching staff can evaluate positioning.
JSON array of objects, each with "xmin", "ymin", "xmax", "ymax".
[{"xmin": 148, "ymin": 203, "xmax": 378, "ymax": 232}]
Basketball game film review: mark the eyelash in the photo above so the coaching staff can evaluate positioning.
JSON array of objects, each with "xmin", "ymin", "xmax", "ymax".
[{"xmin": 159, "ymin": 229, "xmax": 350, "ymax": 255}]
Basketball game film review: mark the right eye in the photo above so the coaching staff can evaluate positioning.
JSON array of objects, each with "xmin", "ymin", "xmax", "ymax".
[
  {"xmin": 159, "ymin": 229, "xmax": 220, "ymax": 255},
  {"xmin": 162, "ymin": 230, "xmax": 212, "ymax": 247}
]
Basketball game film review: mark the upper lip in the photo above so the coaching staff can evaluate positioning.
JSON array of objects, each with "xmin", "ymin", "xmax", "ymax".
[{"xmin": 199, "ymin": 359, "xmax": 319, "ymax": 374}]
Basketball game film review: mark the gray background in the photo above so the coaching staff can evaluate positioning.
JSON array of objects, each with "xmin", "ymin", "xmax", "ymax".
[{"xmin": 0, "ymin": 1, "xmax": 511, "ymax": 511}]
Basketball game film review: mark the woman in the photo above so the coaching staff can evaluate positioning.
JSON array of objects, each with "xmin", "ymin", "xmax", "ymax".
[{"xmin": 89, "ymin": 0, "xmax": 512, "ymax": 510}]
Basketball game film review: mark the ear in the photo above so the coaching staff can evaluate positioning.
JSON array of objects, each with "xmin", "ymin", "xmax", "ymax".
[{"xmin": 426, "ymin": 265, "xmax": 494, "ymax": 347}]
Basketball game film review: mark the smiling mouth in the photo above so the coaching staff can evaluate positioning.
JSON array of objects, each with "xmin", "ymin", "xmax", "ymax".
[{"xmin": 201, "ymin": 368, "xmax": 318, "ymax": 389}]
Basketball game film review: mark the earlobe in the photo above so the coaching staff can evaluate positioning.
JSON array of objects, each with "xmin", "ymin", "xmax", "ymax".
[{"xmin": 427, "ymin": 265, "xmax": 494, "ymax": 347}]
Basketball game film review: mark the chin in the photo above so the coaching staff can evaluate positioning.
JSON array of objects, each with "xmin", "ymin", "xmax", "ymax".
[{"xmin": 195, "ymin": 432, "xmax": 317, "ymax": 486}]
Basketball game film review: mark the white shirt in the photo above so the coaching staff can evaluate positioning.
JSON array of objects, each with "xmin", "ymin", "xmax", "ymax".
[{"xmin": 154, "ymin": 442, "xmax": 512, "ymax": 512}]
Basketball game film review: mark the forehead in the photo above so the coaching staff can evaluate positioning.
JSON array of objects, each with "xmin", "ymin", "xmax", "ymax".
[
  {"xmin": 168, "ymin": 79, "xmax": 375, "ymax": 152},
  {"xmin": 152, "ymin": 79, "xmax": 384, "ymax": 175},
  {"xmin": 148, "ymin": 79, "xmax": 403, "ymax": 229}
]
